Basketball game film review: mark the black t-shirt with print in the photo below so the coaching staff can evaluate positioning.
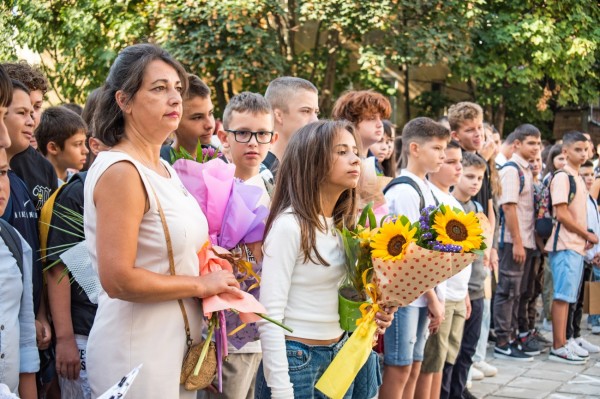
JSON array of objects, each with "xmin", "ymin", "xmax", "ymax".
[
  {"xmin": 46, "ymin": 172, "xmax": 97, "ymax": 336},
  {"xmin": 2, "ymin": 170, "xmax": 43, "ymax": 314},
  {"xmin": 10, "ymin": 146, "xmax": 58, "ymax": 211}
]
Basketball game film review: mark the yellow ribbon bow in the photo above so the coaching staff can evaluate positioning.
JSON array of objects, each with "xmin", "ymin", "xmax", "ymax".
[{"xmin": 316, "ymin": 269, "xmax": 380, "ymax": 399}]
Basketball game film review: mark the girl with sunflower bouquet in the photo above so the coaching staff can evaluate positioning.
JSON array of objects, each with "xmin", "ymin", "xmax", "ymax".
[{"xmin": 256, "ymin": 120, "xmax": 396, "ymax": 399}]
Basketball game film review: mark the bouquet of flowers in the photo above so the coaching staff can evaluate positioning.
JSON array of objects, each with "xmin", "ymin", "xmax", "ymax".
[
  {"xmin": 316, "ymin": 204, "xmax": 487, "ymax": 399},
  {"xmin": 172, "ymin": 149, "xmax": 280, "ymax": 391},
  {"xmin": 371, "ymin": 204, "xmax": 486, "ymax": 307},
  {"xmin": 337, "ymin": 204, "xmax": 378, "ymax": 332}
]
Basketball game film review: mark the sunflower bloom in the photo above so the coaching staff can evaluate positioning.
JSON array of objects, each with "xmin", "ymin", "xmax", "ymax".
[
  {"xmin": 433, "ymin": 205, "xmax": 484, "ymax": 252},
  {"xmin": 370, "ymin": 218, "xmax": 417, "ymax": 261}
]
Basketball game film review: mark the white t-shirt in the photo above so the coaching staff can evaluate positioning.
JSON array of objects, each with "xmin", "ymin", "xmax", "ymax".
[
  {"xmin": 384, "ymin": 170, "xmax": 446, "ymax": 307},
  {"xmin": 430, "ymin": 185, "xmax": 472, "ymax": 302}
]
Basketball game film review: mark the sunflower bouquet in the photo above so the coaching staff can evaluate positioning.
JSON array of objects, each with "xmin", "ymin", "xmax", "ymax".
[
  {"xmin": 370, "ymin": 204, "xmax": 486, "ymax": 307},
  {"xmin": 337, "ymin": 204, "xmax": 378, "ymax": 331}
]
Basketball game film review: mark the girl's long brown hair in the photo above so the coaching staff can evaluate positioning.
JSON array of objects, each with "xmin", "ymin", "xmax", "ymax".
[{"xmin": 264, "ymin": 120, "xmax": 360, "ymax": 266}]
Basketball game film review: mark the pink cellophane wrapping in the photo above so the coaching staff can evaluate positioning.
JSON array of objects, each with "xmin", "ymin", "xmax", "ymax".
[
  {"xmin": 373, "ymin": 242, "xmax": 477, "ymax": 307},
  {"xmin": 173, "ymin": 158, "xmax": 268, "ymax": 249},
  {"xmin": 173, "ymin": 158, "xmax": 234, "ymax": 244},
  {"xmin": 198, "ymin": 244, "xmax": 264, "ymax": 323}
]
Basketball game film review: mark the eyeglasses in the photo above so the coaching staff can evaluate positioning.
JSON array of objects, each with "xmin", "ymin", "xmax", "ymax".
[{"xmin": 225, "ymin": 129, "xmax": 274, "ymax": 144}]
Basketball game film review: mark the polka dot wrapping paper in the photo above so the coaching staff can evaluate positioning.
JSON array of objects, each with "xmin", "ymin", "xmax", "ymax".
[{"xmin": 372, "ymin": 242, "xmax": 477, "ymax": 307}]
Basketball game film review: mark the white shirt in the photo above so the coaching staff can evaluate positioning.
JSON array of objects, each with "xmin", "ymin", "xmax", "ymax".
[
  {"xmin": 0, "ymin": 230, "xmax": 38, "ymax": 393},
  {"xmin": 384, "ymin": 170, "xmax": 446, "ymax": 307},
  {"xmin": 430, "ymin": 185, "xmax": 472, "ymax": 301},
  {"xmin": 258, "ymin": 211, "xmax": 345, "ymax": 398},
  {"xmin": 586, "ymin": 195, "xmax": 600, "ymax": 263}
]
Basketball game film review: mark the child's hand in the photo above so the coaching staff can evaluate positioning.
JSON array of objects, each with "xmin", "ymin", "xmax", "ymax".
[
  {"xmin": 586, "ymin": 231, "xmax": 599, "ymax": 245},
  {"xmin": 512, "ymin": 243, "xmax": 526, "ymax": 264},
  {"xmin": 427, "ymin": 298, "xmax": 445, "ymax": 330}
]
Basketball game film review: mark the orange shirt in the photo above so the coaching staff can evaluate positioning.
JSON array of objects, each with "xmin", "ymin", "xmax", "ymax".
[{"xmin": 544, "ymin": 165, "xmax": 588, "ymax": 256}]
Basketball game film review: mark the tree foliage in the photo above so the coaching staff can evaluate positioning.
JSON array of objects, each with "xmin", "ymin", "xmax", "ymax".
[
  {"xmin": 1, "ymin": 0, "xmax": 155, "ymax": 103},
  {"xmin": 450, "ymin": 0, "xmax": 600, "ymax": 135},
  {"xmin": 0, "ymin": 0, "xmax": 598, "ymax": 132}
]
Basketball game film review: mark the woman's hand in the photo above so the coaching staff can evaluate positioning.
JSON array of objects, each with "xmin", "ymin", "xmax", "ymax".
[
  {"xmin": 374, "ymin": 306, "xmax": 397, "ymax": 336},
  {"xmin": 198, "ymin": 270, "xmax": 244, "ymax": 299}
]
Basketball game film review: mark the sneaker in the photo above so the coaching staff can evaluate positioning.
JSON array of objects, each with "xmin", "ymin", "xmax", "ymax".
[
  {"xmin": 462, "ymin": 388, "xmax": 478, "ymax": 399},
  {"xmin": 592, "ymin": 325, "xmax": 600, "ymax": 335},
  {"xmin": 493, "ymin": 342, "xmax": 534, "ymax": 361},
  {"xmin": 575, "ymin": 337, "xmax": 600, "ymax": 353},
  {"xmin": 470, "ymin": 366, "xmax": 484, "ymax": 380},
  {"xmin": 518, "ymin": 333, "xmax": 543, "ymax": 355},
  {"xmin": 549, "ymin": 345, "xmax": 587, "ymax": 365},
  {"xmin": 568, "ymin": 338, "xmax": 589, "ymax": 358},
  {"xmin": 531, "ymin": 328, "xmax": 552, "ymax": 347},
  {"xmin": 542, "ymin": 318, "xmax": 553, "ymax": 332},
  {"xmin": 473, "ymin": 360, "xmax": 498, "ymax": 377}
]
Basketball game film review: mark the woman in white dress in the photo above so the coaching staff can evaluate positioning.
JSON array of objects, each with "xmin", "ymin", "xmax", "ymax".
[{"xmin": 83, "ymin": 44, "xmax": 242, "ymax": 399}]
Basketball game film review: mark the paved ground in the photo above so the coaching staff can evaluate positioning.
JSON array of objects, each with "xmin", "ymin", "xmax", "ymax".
[{"xmin": 470, "ymin": 326, "xmax": 600, "ymax": 398}]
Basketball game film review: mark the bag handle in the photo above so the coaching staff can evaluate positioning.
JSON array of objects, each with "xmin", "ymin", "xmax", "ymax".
[{"xmin": 149, "ymin": 182, "xmax": 193, "ymax": 350}]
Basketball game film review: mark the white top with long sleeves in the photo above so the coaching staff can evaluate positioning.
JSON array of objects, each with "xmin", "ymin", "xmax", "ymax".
[{"xmin": 258, "ymin": 210, "xmax": 345, "ymax": 398}]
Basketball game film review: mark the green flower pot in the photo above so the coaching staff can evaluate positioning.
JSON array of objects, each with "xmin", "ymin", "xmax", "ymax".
[{"xmin": 338, "ymin": 287, "xmax": 367, "ymax": 332}]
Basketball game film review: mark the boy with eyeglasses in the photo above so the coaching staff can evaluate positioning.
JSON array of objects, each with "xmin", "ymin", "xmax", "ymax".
[{"xmin": 199, "ymin": 92, "xmax": 278, "ymax": 399}]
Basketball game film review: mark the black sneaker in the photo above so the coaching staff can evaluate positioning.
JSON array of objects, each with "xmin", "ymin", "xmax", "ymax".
[
  {"xmin": 462, "ymin": 388, "xmax": 479, "ymax": 399},
  {"xmin": 531, "ymin": 328, "xmax": 552, "ymax": 347},
  {"xmin": 518, "ymin": 333, "xmax": 543, "ymax": 355},
  {"xmin": 493, "ymin": 342, "xmax": 534, "ymax": 361}
]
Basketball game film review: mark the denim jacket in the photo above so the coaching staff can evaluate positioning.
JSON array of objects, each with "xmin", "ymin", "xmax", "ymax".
[{"xmin": 0, "ymin": 231, "xmax": 39, "ymax": 392}]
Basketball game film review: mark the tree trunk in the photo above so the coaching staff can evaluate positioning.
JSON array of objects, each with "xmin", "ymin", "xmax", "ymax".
[
  {"xmin": 493, "ymin": 100, "xmax": 506, "ymax": 136},
  {"xmin": 214, "ymin": 81, "xmax": 227, "ymax": 115},
  {"xmin": 404, "ymin": 64, "xmax": 410, "ymax": 121},
  {"xmin": 320, "ymin": 28, "xmax": 340, "ymax": 115}
]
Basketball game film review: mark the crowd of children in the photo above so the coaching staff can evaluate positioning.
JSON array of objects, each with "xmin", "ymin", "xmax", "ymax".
[{"xmin": 1, "ymin": 42, "xmax": 599, "ymax": 399}]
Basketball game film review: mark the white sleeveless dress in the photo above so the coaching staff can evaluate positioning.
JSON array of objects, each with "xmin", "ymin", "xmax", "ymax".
[{"xmin": 83, "ymin": 151, "xmax": 207, "ymax": 399}]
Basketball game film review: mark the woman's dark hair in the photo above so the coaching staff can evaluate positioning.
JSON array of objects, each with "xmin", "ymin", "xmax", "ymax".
[
  {"xmin": 265, "ymin": 120, "xmax": 360, "ymax": 265},
  {"xmin": 0, "ymin": 65, "xmax": 12, "ymax": 108},
  {"xmin": 94, "ymin": 43, "xmax": 188, "ymax": 146},
  {"xmin": 81, "ymin": 88, "xmax": 103, "ymax": 133},
  {"xmin": 11, "ymin": 79, "xmax": 29, "ymax": 95},
  {"xmin": 543, "ymin": 143, "xmax": 563, "ymax": 177}
]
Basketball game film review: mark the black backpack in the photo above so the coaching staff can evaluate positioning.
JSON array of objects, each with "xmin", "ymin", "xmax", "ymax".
[
  {"xmin": 0, "ymin": 218, "xmax": 24, "ymax": 280},
  {"xmin": 383, "ymin": 176, "xmax": 439, "ymax": 211}
]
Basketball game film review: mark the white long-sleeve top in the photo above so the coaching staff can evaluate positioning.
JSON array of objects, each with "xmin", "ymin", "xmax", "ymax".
[{"xmin": 258, "ymin": 210, "xmax": 345, "ymax": 398}]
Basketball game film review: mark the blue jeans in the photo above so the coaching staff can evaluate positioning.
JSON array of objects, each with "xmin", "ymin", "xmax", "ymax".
[
  {"xmin": 383, "ymin": 306, "xmax": 429, "ymax": 366},
  {"xmin": 254, "ymin": 337, "xmax": 381, "ymax": 399}
]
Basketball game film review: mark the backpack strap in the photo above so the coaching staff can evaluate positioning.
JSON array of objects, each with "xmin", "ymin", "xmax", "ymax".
[
  {"xmin": 500, "ymin": 161, "xmax": 525, "ymax": 194},
  {"xmin": 38, "ymin": 171, "xmax": 87, "ymax": 260},
  {"xmin": 472, "ymin": 199, "xmax": 484, "ymax": 213},
  {"xmin": 550, "ymin": 170, "xmax": 578, "ymax": 251},
  {"xmin": 383, "ymin": 176, "xmax": 425, "ymax": 211},
  {"xmin": 0, "ymin": 218, "xmax": 24, "ymax": 279}
]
